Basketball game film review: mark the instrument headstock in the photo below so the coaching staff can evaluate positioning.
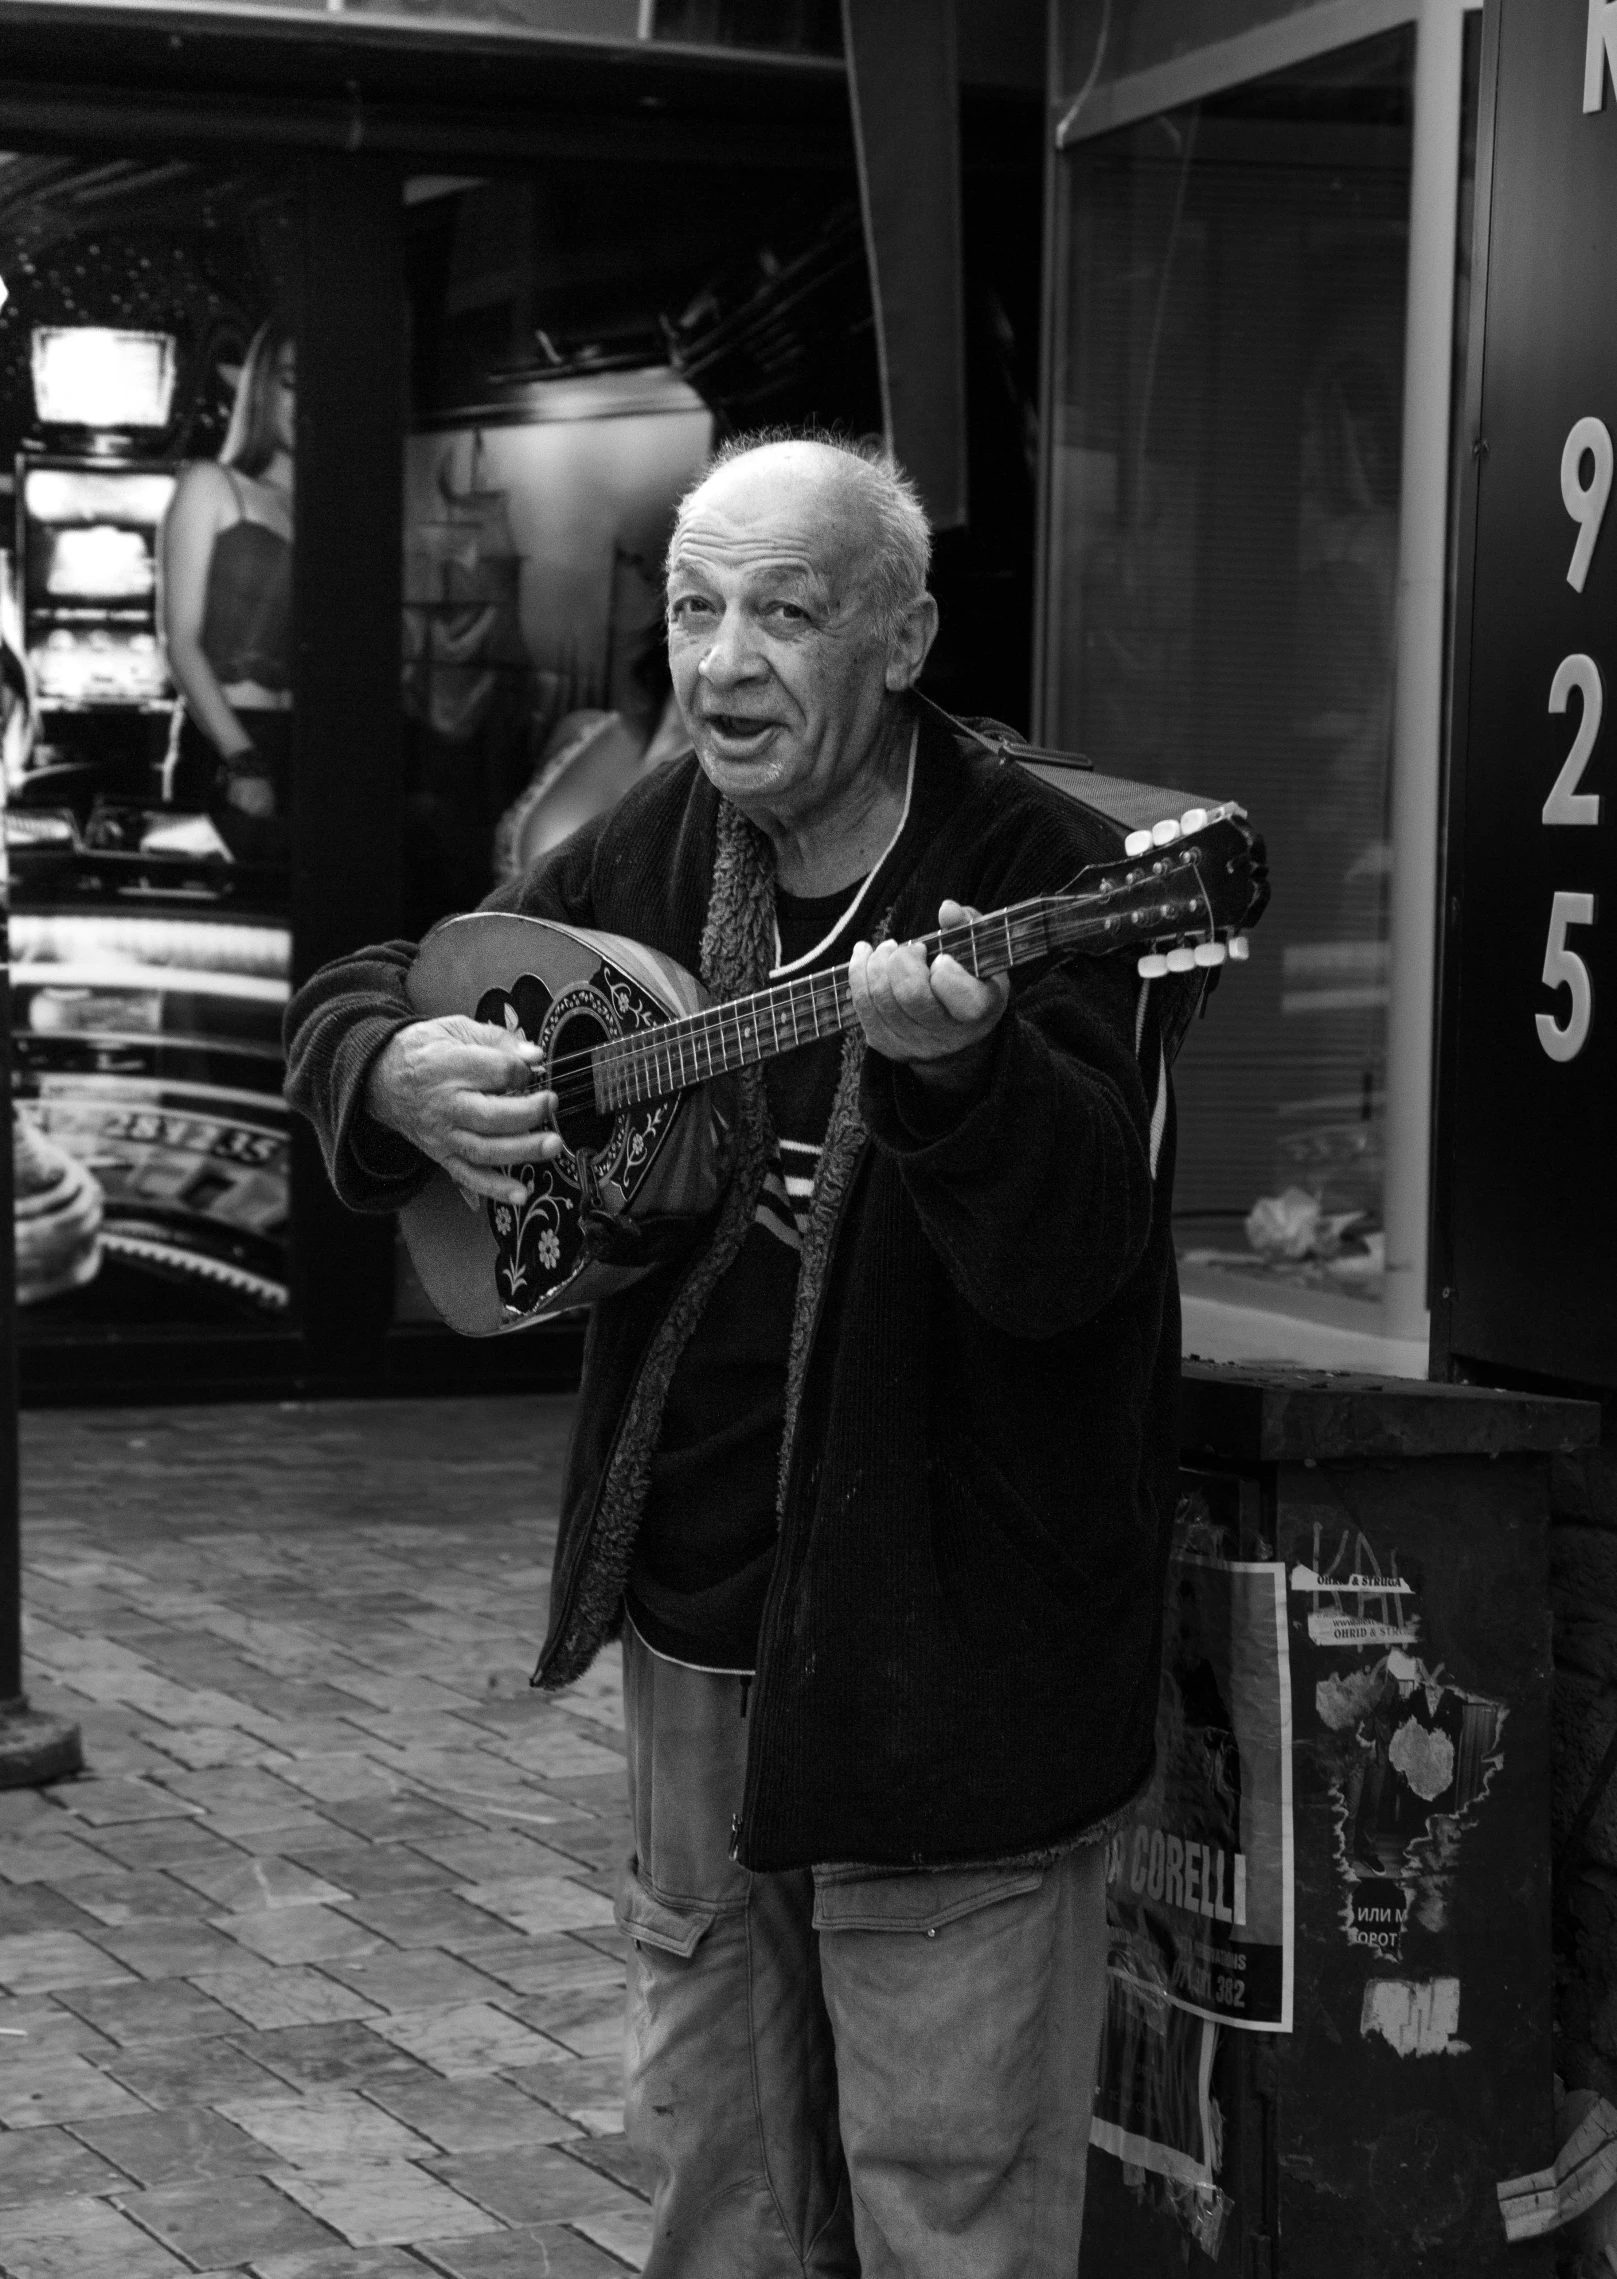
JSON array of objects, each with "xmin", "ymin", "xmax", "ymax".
[{"xmin": 1066, "ymin": 801, "xmax": 1270, "ymax": 977}]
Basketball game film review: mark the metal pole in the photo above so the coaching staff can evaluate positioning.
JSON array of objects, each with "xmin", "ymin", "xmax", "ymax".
[
  {"xmin": 0, "ymin": 950, "xmax": 20, "ymax": 1712},
  {"xmin": 0, "ymin": 639, "xmax": 82, "ymax": 1788},
  {"xmin": 1381, "ymin": 0, "xmax": 1468, "ymax": 1353}
]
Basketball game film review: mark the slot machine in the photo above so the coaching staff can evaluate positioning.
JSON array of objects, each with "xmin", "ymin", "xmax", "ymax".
[{"xmin": 5, "ymin": 326, "xmax": 291, "ymax": 1327}]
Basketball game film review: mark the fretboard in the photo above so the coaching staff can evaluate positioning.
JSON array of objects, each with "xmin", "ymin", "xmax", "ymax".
[{"xmin": 592, "ymin": 890, "xmax": 1131, "ymax": 1112}]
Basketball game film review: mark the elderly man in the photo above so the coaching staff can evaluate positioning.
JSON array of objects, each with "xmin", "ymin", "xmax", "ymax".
[{"xmin": 286, "ymin": 434, "xmax": 1178, "ymax": 2277}]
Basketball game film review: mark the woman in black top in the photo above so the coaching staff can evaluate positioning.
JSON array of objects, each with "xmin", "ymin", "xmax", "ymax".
[{"xmin": 160, "ymin": 315, "xmax": 294, "ymax": 860}]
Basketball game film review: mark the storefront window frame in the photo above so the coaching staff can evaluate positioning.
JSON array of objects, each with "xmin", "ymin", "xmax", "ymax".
[
  {"xmin": 0, "ymin": 11, "xmax": 860, "ymax": 1402},
  {"xmin": 1035, "ymin": 0, "xmax": 1483, "ymax": 1378}
]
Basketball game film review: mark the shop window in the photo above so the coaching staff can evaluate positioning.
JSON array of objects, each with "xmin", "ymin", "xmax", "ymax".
[
  {"xmin": 392, "ymin": 162, "xmax": 880, "ymax": 1318},
  {"xmin": 1045, "ymin": 28, "xmax": 1424, "ymax": 1324},
  {"xmin": 1, "ymin": 154, "xmax": 299, "ymax": 1335}
]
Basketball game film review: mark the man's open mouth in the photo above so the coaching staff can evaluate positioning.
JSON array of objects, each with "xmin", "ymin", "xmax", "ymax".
[{"xmin": 703, "ymin": 714, "xmax": 778, "ymax": 753}]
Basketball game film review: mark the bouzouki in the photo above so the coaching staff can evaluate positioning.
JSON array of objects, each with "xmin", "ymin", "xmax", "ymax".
[{"xmin": 400, "ymin": 798, "xmax": 1269, "ymax": 1336}]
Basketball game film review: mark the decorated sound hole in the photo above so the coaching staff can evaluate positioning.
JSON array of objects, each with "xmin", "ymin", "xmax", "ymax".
[{"xmin": 548, "ymin": 1007, "xmax": 615, "ymax": 1158}]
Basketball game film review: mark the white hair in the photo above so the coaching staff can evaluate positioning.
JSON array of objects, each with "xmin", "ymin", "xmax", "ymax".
[{"xmin": 668, "ymin": 428, "xmax": 933, "ymax": 632}]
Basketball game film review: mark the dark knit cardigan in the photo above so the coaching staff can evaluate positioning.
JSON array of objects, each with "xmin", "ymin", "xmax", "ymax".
[{"xmin": 283, "ymin": 705, "xmax": 1181, "ymax": 1871}]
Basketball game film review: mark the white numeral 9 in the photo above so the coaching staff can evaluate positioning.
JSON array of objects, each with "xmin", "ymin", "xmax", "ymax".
[
  {"xmin": 1546, "ymin": 654, "xmax": 1604, "ymax": 825},
  {"xmin": 1536, "ymin": 890, "xmax": 1596, "ymax": 1062},
  {"xmin": 1563, "ymin": 416, "xmax": 1615, "ymax": 592}
]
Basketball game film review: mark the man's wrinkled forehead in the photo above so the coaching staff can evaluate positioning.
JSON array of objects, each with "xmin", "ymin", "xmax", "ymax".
[{"xmin": 667, "ymin": 454, "xmax": 871, "ymax": 604}]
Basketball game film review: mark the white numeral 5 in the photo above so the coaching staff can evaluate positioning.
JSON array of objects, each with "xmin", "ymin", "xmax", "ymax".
[
  {"xmin": 1536, "ymin": 890, "xmax": 1597, "ymax": 1063},
  {"xmin": 1564, "ymin": 416, "xmax": 1615, "ymax": 591},
  {"xmin": 1546, "ymin": 654, "xmax": 1604, "ymax": 825}
]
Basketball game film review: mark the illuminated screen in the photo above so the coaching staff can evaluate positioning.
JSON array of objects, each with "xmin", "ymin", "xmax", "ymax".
[
  {"xmin": 31, "ymin": 327, "xmax": 178, "ymax": 429},
  {"xmin": 24, "ymin": 468, "xmax": 176, "ymax": 530},
  {"xmin": 44, "ymin": 526, "xmax": 154, "ymax": 601}
]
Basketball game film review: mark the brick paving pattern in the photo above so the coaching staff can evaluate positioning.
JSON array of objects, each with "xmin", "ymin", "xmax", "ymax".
[{"xmin": 0, "ymin": 1396, "xmax": 654, "ymax": 2278}]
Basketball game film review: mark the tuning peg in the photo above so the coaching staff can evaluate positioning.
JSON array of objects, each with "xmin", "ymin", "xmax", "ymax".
[
  {"xmin": 1165, "ymin": 946, "xmax": 1196, "ymax": 973},
  {"xmin": 1193, "ymin": 940, "xmax": 1227, "ymax": 967},
  {"xmin": 1179, "ymin": 807, "xmax": 1209, "ymax": 836},
  {"xmin": 1136, "ymin": 952, "xmax": 1170, "ymax": 979},
  {"xmin": 1151, "ymin": 818, "xmax": 1182, "ymax": 847},
  {"xmin": 1228, "ymin": 935, "xmax": 1250, "ymax": 961},
  {"xmin": 1124, "ymin": 829, "xmax": 1154, "ymax": 858}
]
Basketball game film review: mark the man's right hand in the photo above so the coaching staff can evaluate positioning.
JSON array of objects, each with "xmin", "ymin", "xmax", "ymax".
[{"xmin": 366, "ymin": 1016, "xmax": 561, "ymax": 1210}]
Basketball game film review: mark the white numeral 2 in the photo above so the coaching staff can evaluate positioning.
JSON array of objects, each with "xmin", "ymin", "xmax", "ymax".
[
  {"xmin": 1546, "ymin": 653, "xmax": 1604, "ymax": 824},
  {"xmin": 1564, "ymin": 416, "xmax": 1615, "ymax": 591},
  {"xmin": 1536, "ymin": 890, "xmax": 1597, "ymax": 1062}
]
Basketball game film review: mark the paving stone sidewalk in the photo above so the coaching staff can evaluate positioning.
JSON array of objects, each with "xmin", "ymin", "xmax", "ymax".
[{"xmin": 0, "ymin": 1395, "xmax": 654, "ymax": 2279}]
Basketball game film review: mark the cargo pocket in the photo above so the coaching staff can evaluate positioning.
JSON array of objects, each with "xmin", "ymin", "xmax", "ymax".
[
  {"xmin": 616, "ymin": 1861, "xmax": 722, "ymax": 1958},
  {"xmin": 812, "ymin": 1862, "xmax": 1045, "ymax": 1937}
]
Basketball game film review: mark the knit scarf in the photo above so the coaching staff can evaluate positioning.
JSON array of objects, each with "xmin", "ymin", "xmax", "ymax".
[{"xmin": 538, "ymin": 796, "xmax": 874, "ymax": 1688}]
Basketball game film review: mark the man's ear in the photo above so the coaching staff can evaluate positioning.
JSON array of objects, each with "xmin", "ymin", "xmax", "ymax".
[{"xmin": 884, "ymin": 593, "xmax": 940, "ymax": 692}]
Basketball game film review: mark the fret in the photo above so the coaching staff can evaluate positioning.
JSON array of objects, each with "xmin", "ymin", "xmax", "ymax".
[{"xmin": 572, "ymin": 880, "xmax": 1148, "ymax": 1118}]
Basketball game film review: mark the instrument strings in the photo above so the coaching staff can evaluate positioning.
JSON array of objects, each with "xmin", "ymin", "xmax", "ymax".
[{"xmin": 536, "ymin": 898, "xmax": 1083, "ymax": 1117}]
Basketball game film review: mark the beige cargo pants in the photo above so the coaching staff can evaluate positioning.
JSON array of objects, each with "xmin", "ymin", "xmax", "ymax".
[{"xmin": 616, "ymin": 1622, "xmax": 1110, "ymax": 2278}]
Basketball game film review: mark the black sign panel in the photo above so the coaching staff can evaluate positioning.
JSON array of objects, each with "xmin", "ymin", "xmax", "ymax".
[{"xmin": 1438, "ymin": 0, "xmax": 1617, "ymax": 1387}]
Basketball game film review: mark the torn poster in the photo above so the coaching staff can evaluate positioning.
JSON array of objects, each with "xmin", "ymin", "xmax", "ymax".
[
  {"xmin": 1359, "ymin": 1974, "xmax": 1467, "ymax": 2058},
  {"xmin": 1291, "ymin": 1521, "xmax": 1507, "ymax": 1958},
  {"xmin": 1105, "ymin": 1553, "xmax": 1295, "ymax": 2033},
  {"xmin": 1090, "ymin": 1967, "xmax": 1218, "ymax": 2187},
  {"xmin": 1496, "ymin": 2095, "xmax": 1617, "ymax": 2243}
]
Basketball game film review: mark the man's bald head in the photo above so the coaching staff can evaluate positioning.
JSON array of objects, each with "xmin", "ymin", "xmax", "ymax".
[{"xmin": 669, "ymin": 432, "xmax": 931, "ymax": 633}]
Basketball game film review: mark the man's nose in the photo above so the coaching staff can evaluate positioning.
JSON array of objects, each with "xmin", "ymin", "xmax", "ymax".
[{"xmin": 696, "ymin": 607, "xmax": 764, "ymax": 687}]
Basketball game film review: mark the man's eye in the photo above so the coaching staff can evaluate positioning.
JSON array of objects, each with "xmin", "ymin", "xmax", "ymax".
[
  {"xmin": 670, "ymin": 596, "xmax": 714, "ymax": 622},
  {"xmin": 768, "ymin": 601, "xmax": 808, "ymax": 624}
]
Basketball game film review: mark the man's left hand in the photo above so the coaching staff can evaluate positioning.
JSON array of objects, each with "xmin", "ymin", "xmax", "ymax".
[{"xmin": 849, "ymin": 900, "xmax": 1010, "ymax": 1081}]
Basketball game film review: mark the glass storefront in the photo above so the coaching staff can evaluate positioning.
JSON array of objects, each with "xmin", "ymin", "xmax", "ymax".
[
  {"xmin": 389, "ymin": 162, "xmax": 887, "ymax": 1321},
  {"xmin": 1, "ymin": 155, "xmax": 298, "ymax": 1335},
  {"xmin": 1044, "ymin": 28, "xmax": 1420, "ymax": 1325},
  {"xmin": 0, "ymin": 6, "xmax": 1039, "ymax": 1389},
  {"xmin": 397, "ymin": 164, "xmax": 879, "ymax": 943},
  {"xmin": 0, "ymin": 16, "xmax": 974, "ymax": 1382}
]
